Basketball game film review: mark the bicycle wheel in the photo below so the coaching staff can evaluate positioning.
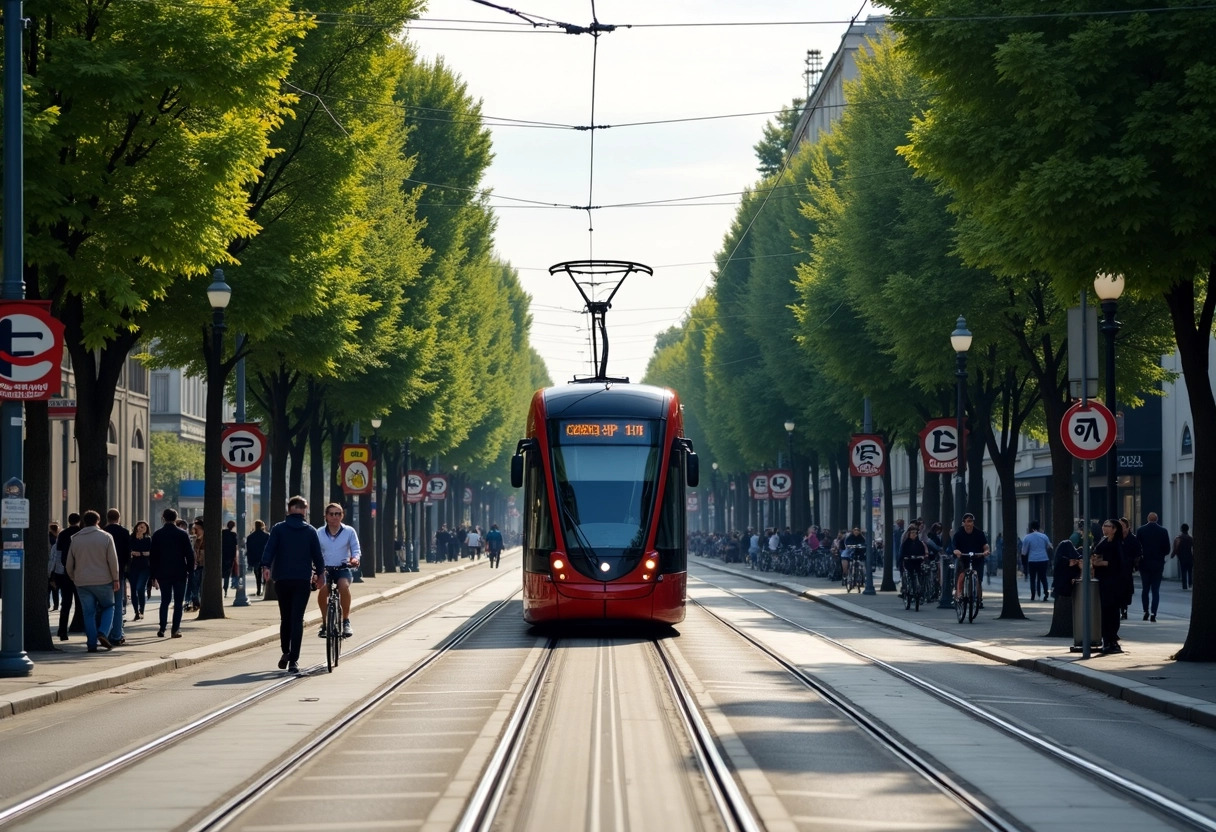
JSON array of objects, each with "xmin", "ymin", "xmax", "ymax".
[
  {"xmin": 967, "ymin": 573, "xmax": 980, "ymax": 622},
  {"xmin": 902, "ymin": 574, "xmax": 911, "ymax": 609},
  {"xmin": 910, "ymin": 571, "xmax": 921, "ymax": 612},
  {"xmin": 955, "ymin": 581, "xmax": 967, "ymax": 623},
  {"xmin": 326, "ymin": 597, "xmax": 341, "ymax": 672}
]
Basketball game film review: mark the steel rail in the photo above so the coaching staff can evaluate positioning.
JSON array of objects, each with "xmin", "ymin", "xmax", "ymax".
[
  {"xmin": 453, "ymin": 637, "xmax": 557, "ymax": 832},
  {"xmin": 652, "ymin": 638, "xmax": 764, "ymax": 832},
  {"xmin": 693, "ymin": 573, "xmax": 1216, "ymax": 832},
  {"xmin": 193, "ymin": 593, "xmax": 519, "ymax": 831},
  {"xmin": 0, "ymin": 568, "xmax": 516, "ymax": 827}
]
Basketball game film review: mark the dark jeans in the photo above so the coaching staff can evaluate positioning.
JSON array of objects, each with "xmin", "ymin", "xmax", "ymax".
[
  {"xmin": 275, "ymin": 579, "xmax": 313, "ymax": 663},
  {"xmin": 1179, "ymin": 555, "xmax": 1193, "ymax": 590},
  {"xmin": 158, "ymin": 578, "xmax": 187, "ymax": 633},
  {"xmin": 1140, "ymin": 563, "xmax": 1164, "ymax": 615},
  {"xmin": 1028, "ymin": 561, "xmax": 1049, "ymax": 598},
  {"xmin": 128, "ymin": 565, "xmax": 151, "ymax": 617},
  {"xmin": 56, "ymin": 574, "xmax": 77, "ymax": 638}
]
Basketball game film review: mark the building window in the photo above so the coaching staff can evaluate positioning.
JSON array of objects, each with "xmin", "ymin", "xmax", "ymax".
[
  {"xmin": 1181, "ymin": 424, "xmax": 1193, "ymax": 456},
  {"xmin": 151, "ymin": 372, "xmax": 169, "ymax": 413},
  {"xmin": 132, "ymin": 428, "xmax": 144, "ymax": 451},
  {"xmin": 126, "ymin": 356, "xmax": 148, "ymax": 395}
]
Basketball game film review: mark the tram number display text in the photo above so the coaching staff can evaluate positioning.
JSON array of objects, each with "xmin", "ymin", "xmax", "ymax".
[{"xmin": 559, "ymin": 420, "xmax": 650, "ymax": 443}]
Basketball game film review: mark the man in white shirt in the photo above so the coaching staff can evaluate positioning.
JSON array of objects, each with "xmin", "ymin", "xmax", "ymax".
[
  {"xmin": 316, "ymin": 502, "xmax": 361, "ymax": 638},
  {"xmin": 465, "ymin": 526, "xmax": 482, "ymax": 559}
]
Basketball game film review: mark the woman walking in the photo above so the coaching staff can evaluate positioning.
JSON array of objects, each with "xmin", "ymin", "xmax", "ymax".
[{"xmin": 128, "ymin": 521, "xmax": 152, "ymax": 620}]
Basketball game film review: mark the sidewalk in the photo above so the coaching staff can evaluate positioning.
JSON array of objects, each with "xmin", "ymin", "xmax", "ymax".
[
  {"xmin": 0, "ymin": 558, "xmax": 483, "ymax": 719},
  {"xmin": 698, "ymin": 558, "xmax": 1216, "ymax": 729}
]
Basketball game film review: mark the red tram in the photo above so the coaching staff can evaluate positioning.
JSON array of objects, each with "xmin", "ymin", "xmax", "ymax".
[{"xmin": 510, "ymin": 261, "xmax": 699, "ymax": 625}]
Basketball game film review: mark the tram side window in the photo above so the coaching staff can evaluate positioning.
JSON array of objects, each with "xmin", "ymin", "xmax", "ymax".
[
  {"xmin": 524, "ymin": 450, "xmax": 555, "ymax": 572},
  {"xmin": 654, "ymin": 447, "xmax": 687, "ymax": 573}
]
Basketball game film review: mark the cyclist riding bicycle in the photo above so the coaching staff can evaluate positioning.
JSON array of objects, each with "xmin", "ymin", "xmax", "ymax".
[
  {"xmin": 952, "ymin": 513, "xmax": 990, "ymax": 604},
  {"xmin": 316, "ymin": 502, "xmax": 361, "ymax": 638},
  {"xmin": 841, "ymin": 526, "xmax": 866, "ymax": 586},
  {"xmin": 899, "ymin": 523, "xmax": 928, "ymax": 582}
]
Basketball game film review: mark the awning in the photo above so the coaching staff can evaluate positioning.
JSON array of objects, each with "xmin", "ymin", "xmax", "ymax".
[{"xmin": 1013, "ymin": 466, "xmax": 1053, "ymax": 495}]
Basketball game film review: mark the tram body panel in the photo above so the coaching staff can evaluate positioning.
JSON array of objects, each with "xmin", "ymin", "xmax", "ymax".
[{"xmin": 516, "ymin": 383, "xmax": 692, "ymax": 625}]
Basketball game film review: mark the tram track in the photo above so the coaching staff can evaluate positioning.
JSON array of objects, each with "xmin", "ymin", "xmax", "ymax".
[
  {"xmin": 691, "ymin": 572, "xmax": 1216, "ymax": 832},
  {"xmin": 0, "ymin": 569, "xmax": 518, "ymax": 830}
]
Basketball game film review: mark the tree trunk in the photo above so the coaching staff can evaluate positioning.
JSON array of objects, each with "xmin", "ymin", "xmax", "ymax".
[
  {"xmin": 328, "ymin": 419, "xmax": 345, "ymax": 506},
  {"xmin": 906, "ymin": 443, "xmax": 919, "ymax": 521},
  {"xmin": 995, "ymin": 458, "xmax": 1026, "ymax": 620},
  {"xmin": 23, "ymin": 401, "xmax": 55, "ymax": 652},
  {"xmin": 1165, "ymin": 277, "xmax": 1216, "ymax": 661},
  {"xmin": 923, "ymin": 472, "xmax": 941, "ymax": 529},
  {"xmin": 809, "ymin": 450, "xmax": 820, "ymax": 527},
  {"xmin": 199, "ymin": 325, "xmax": 227, "ymax": 621},
  {"xmin": 880, "ymin": 462, "xmax": 896, "ymax": 591},
  {"xmin": 829, "ymin": 455, "xmax": 842, "ymax": 531},
  {"xmin": 308, "ymin": 418, "xmax": 325, "ymax": 526}
]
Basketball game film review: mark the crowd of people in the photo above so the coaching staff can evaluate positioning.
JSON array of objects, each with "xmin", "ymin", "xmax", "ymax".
[
  {"xmin": 692, "ymin": 510, "xmax": 1194, "ymax": 652},
  {"xmin": 46, "ymin": 499, "xmax": 511, "ymax": 674}
]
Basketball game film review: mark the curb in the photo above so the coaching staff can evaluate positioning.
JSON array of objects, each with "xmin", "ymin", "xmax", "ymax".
[
  {"xmin": 0, "ymin": 559, "xmax": 482, "ymax": 720},
  {"xmin": 698, "ymin": 560, "xmax": 1216, "ymax": 729}
]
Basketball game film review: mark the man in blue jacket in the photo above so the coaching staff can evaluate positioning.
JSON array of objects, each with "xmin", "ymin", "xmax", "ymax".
[{"xmin": 262, "ymin": 496, "xmax": 325, "ymax": 674}]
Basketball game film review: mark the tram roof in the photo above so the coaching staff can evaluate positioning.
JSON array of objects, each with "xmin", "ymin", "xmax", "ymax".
[{"xmin": 542, "ymin": 383, "xmax": 674, "ymax": 419}]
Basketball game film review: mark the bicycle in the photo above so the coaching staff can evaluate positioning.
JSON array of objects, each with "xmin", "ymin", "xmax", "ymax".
[
  {"xmin": 901, "ymin": 557, "xmax": 926, "ymax": 611},
  {"xmin": 845, "ymin": 544, "xmax": 866, "ymax": 592},
  {"xmin": 322, "ymin": 561, "xmax": 350, "ymax": 672},
  {"xmin": 955, "ymin": 552, "xmax": 983, "ymax": 624}
]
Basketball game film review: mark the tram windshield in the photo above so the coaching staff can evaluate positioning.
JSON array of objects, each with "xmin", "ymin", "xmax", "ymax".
[{"xmin": 551, "ymin": 419, "xmax": 661, "ymax": 580}]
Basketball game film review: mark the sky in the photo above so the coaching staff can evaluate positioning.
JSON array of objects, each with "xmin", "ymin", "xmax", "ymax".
[{"xmin": 407, "ymin": 1, "xmax": 886, "ymax": 385}]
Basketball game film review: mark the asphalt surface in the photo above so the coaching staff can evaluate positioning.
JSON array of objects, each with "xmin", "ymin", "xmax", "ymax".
[{"xmin": 2, "ymin": 553, "xmax": 1213, "ymax": 731}]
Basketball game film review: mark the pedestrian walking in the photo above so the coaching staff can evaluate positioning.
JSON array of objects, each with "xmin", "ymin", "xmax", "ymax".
[
  {"xmin": 128, "ymin": 521, "xmax": 152, "ymax": 620},
  {"xmin": 246, "ymin": 520, "xmax": 270, "ymax": 596},
  {"xmin": 47, "ymin": 522, "xmax": 61, "ymax": 611},
  {"xmin": 65, "ymin": 510, "xmax": 120, "ymax": 652},
  {"xmin": 1172, "ymin": 523, "xmax": 1194, "ymax": 591},
  {"xmin": 261, "ymin": 496, "xmax": 325, "ymax": 675},
  {"xmin": 1136, "ymin": 511, "xmax": 1170, "ymax": 621},
  {"xmin": 222, "ymin": 519, "xmax": 239, "ymax": 596},
  {"xmin": 103, "ymin": 508, "xmax": 132, "ymax": 646},
  {"xmin": 1020, "ymin": 520, "xmax": 1052, "ymax": 602},
  {"xmin": 150, "ymin": 508, "xmax": 194, "ymax": 638},
  {"xmin": 54, "ymin": 514, "xmax": 82, "ymax": 642}
]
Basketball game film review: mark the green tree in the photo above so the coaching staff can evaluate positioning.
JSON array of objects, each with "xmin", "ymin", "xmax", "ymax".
[
  {"xmin": 149, "ymin": 433, "xmax": 205, "ymax": 508},
  {"xmin": 890, "ymin": 0, "xmax": 1216, "ymax": 659},
  {"xmin": 754, "ymin": 97, "xmax": 806, "ymax": 176},
  {"xmin": 11, "ymin": 0, "xmax": 306, "ymax": 647}
]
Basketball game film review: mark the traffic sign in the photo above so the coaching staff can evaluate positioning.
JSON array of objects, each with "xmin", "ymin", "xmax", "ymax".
[
  {"xmin": 1061, "ymin": 400, "xmax": 1116, "ymax": 460},
  {"xmin": 687, "ymin": 493, "xmax": 700, "ymax": 512},
  {"xmin": 919, "ymin": 418, "xmax": 962, "ymax": 473},
  {"xmin": 849, "ymin": 434, "xmax": 886, "ymax": 477},
  {"xmin": 47, "ymin": 398, "xmax": 76, "ymax": 420},
  {"xmin": 426, "ymin": 474, "xmax": 449, "ymax": 500},
  {"xmin": 749, "ymin": 471, "xmax": 770, "ymax": 500},
  {"xmin": 404, "ymin": 470, "xmax": 425, "ymax": 504},
  {"xmin": 220, "ymin": 424, "xmax": 266, "ymax": 474},
  {"xmin": 768, "ymin": 469, "xmax": 792, "ymax": 499},
  {"xmin": 0, "ymin": 301, "xmax": 65, "ymax": 400}
]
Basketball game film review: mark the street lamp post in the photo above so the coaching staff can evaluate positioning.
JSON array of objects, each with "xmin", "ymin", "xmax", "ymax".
[
  {"xmin": 202, "ymin": 270, "xmax": 232, "ymax": 619},
  {"xmin": 1094, "ymin": 273, "xmax": 1124, "ymax": 521},
  {"xmin": 711, "ymin": 462, "xmax": 719, "ymax": 534},
  {"xmin": 940, "ymin": 315, "xmax": 972, "ymax": 609},
  {"xmin": 232, "ymin": 331, "xmax": 249, "ymax": 608},
  {"xmin": 785, "ymin": 419, "xmax": 796, "ymax": 531},
  {"xmin": 370, "ymin": 418, "xmax": 383, "ymax": 573},
  {"xmin": 404, "ymin": 437, "xmax": 417, "ymax": 571}
]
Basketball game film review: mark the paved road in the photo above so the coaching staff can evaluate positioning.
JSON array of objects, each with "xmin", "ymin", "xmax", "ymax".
[{"xmin": 2, "ymin": 552, "xmax": 1213, "ymax": 732}]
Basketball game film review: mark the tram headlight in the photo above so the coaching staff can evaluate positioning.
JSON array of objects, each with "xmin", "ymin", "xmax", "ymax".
[
  {"xmin": 553, "ymin": 558, "xmax": 565, "ymax": 571},
  {"xmin": 644, "ymin": 557, "xmax": 656, "ymax": 571}
]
